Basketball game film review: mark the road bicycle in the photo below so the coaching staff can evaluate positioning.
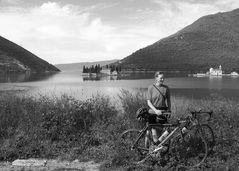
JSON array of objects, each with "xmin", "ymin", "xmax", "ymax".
[{"xmin": 121, "ymin": 109, "xmax": 214, "ymax": 169}]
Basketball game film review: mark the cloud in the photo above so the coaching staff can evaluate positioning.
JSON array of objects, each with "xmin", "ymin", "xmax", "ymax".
[
  {"xmin": 0, "ymin": 0, "xmax": 21, "ymax": 5},
  {"xmin": 0, "ymin": 1, "xmax": 166, "ymax": 64},
  {"xmin": 0, "ymin": 2, "xmax": 120, "ymax": 63},
  {"xmin": 0, "ymin": 0, "xmax": 238, "ymax": 64},
  {"xmin": 147, "ymin": 0, "xmax": 235, "ymax": 35},
  {"xmin": 214, "ymin": 0, "xmax": 239, "ymax": 11},
  {"xmin": 153, "ymin": 0, "xmax": 239, "ymax": 11}
]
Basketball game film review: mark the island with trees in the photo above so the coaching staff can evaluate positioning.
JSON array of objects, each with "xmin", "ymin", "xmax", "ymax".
[{"xmin": 82, "ymin": 64, "xmax": 121, "ymax": 76}]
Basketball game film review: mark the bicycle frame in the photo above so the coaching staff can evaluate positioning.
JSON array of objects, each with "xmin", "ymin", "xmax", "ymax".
[{"xmin": 132, "ymin": 121, "xmax": 185, "ymax": 152}]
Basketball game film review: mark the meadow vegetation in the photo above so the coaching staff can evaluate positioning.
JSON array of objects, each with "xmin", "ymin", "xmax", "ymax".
[{"xmin": 0, "ymin": 90, "xmax": 238, "ymax": 170}]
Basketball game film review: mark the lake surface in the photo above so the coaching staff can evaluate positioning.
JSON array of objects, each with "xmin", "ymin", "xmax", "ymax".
[{"xmin": 1, "ymin": 71, "xmax": 239, "ymax": 101}]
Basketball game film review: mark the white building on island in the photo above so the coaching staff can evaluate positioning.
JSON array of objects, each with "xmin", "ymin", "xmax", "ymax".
[
  {"xmin": 100, "ymin": 68, "xmax": 118, "ymax": 76},
  {"xmin": 100, "ymin": 68, "xmax": 111, "ymax": 75},
  {"xmin": 209, "ymin": 65, "xmax": 223, "ymax": 76},
  {"xmin": 193, "ymin": 65, "xmax": 239, "ymax": 77},
  {"xmin": 230, "ymin": 71, "xmax": 239, "ymax": 76}
]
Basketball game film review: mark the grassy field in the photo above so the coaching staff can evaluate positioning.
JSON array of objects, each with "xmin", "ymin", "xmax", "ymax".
[{"xmin": 0, "ymin": 90, "xmax": 238, "ymax": 170}]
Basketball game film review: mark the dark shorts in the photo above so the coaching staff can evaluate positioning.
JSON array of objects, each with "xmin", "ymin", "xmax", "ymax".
[
  {"xmin": 148, "ymin": 114, "xmax": 168, "ymax": 124},
  {"xmin": 148, "ymin": 107, "xmax": 169, "ymax": 124}
]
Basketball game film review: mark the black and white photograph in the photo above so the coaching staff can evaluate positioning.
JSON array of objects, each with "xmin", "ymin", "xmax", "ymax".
[{"xmin": 0, "ymin": 0, "xmax": 239, "ymax": 170}]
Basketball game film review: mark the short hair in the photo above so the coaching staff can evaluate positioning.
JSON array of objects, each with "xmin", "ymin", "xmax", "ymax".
[{"xmin": 154, "ymin": 71, "xmax": 164, "ymax": 78}]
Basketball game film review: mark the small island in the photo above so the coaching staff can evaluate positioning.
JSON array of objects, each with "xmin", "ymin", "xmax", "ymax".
[
  {"xmin": 81, "ymin": 64, "xmax": 121, "ymax": 76},
  {"xmin": 191, "ymin": 65, "xmax": 239, "ymax": 77}
]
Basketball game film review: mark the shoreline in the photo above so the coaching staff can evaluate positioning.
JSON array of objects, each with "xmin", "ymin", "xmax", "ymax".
[{"xmin": 190, "ymin": 73, "xmax": 239, "ymax": 77}]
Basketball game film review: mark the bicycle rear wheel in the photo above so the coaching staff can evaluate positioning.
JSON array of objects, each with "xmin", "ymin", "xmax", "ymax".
[
  {"xmin": 121, "ymin": 129, "xmax": 149, "ymax": 162},
  {"xmin": 169, "ymin": 130, "xmax": 208, "ymax": 168}
]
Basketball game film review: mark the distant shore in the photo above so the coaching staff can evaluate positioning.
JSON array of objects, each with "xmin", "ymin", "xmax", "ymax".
[{"xmin": 189, "ymin": 73, "xmax": 239, "ymax": 77}]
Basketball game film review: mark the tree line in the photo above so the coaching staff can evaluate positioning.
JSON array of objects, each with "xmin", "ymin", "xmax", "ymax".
[
  {"xmin": 82, "ymin": 64, "xmax": 102, "ymax": 73},
  {"xmin": 105, "ymin": 64, "xmax": 122, "ymax": 72},
  {"xmin": 82, "ymin": 64, "xmax": 121, "ymax": 73}
]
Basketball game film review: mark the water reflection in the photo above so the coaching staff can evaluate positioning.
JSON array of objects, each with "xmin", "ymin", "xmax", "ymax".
[
  {"xmin": 83, "ymin": 75, "xmax": 119, "ymax": 81},
  {"xmin": 0, "ymin": 72, "xmax": 29, "ymax": 83},
  {"xmin": 0, "ymin": 71, "xmax": 189, "ymax": 83},
  {"xmin": 82, "ymin": 72, "xmax": 188, "ymax": 81},
  {"xmin": 208, "ymin": 76, "xmax": 223, "ymax": 89},
  {"xmin": 0, "ymin": 72, "xmax": 58, "ymax": 83},
  {"xmin": 1, "ymin": 71, "xmax": 239, "ymax": 102}
]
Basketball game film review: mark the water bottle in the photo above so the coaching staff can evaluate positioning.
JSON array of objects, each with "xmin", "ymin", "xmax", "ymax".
[
  {"xmin": 158, "ymin": 130, "xmax": 169, "ymax": 142},
  {"xmin": 182, "ymin": 127, "xmax": 188, "ymax": 134}
]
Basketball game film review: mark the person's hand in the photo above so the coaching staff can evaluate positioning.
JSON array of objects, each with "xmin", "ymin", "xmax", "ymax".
[
  {"xmin": 155, "ymin": 110, "xmax": 162, "ymax": 116},
  {"xmin": 164, "ymin": 111, "xmax": 171, "ymax": 118}
]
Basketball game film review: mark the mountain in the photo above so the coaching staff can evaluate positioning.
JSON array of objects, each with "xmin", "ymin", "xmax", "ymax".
[
  {"xmin": 55, "ymin": 59, "xmax": 119, "ymax": 72},
  {"xmin": 0, "ymin": 36, "xmax": 60, "ymax": 73},
  {"xmin": 118, "ymin": 8, "xmax": 239, "ymax": 73}
]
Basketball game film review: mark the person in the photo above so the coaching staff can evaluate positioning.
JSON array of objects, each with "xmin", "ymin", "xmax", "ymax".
[{"xmin": 146, "ymin": 71, "xmax": 171, "ymax": 146}]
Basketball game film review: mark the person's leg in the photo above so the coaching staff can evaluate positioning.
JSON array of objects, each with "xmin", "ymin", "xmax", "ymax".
[
  {"xmin": 148, "ymin": 114, "xmax": 165, "ymax": 144},
  {"xmin": 151, "ymin": 128, "xmax": 158, "ymax": 143},
  {"xmin": 145, "ymin": 130, "xmax": 150, "ymax": 148},
  {"xmin": 151, "ymin": 128, "xmax": 164, "ymax": 143}
]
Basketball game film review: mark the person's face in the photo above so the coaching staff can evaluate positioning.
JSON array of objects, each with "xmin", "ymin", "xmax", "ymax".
[{"xmin": 155, "ymin": 74, "xmax": 164, "ymax": 85}]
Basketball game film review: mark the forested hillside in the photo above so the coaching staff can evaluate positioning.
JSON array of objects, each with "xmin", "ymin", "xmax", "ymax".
[
  {"xmin": 118, "ymin": 8, "xmax": 239, "ymax": 73},
  {"xmin": 0, "ymin": 36, "xmax": 60, "ymax": 73}
]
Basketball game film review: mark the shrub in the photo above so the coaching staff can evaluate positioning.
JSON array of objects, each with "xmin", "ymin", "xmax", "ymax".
[{"xmin": 0, "ymin": 93, "xmax": 118, "ymax": 161}]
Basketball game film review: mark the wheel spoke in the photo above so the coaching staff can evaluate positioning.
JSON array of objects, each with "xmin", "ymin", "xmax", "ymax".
[
  {"xmin": 198, "ymin": 124, "xmax": 215, "ymax": 152},
  {"xmin": 170, "ymin": 130, "xmax": 208, "ymax": 168},
  {"xmin": 121, "ymin": 129, "xmax": 149, "ymax": 162}
]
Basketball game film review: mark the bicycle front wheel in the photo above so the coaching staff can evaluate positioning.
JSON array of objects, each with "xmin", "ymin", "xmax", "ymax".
[
  {"xmin": 197, "ymin": 124, "xmax": 215, "ymax": 152},
  {"xmin": 169, "ymin": 130, "xmax": 208, "ymax": 168},
  {"xmin": 120, "ymin": 129, "xmax": 149, "ymax": 162}
]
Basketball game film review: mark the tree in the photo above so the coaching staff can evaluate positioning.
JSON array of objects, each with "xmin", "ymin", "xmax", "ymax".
[
  {"xmin": 90, "ymin": 65, "xmax": 94, "ymax": 73},
  {"xmin": 83, "ymin": 65, "xmax": 86, "ymax": 73},
  {"xmin": 82, "ymin": 64, "xmax": 102, "ymax": 73},
  {"xmin": 118, "ymin": 65, "xmax": 121, "ymax": 72},
  {"xmin": 97, "ymin": 64, "xmax": 102, "ymax": 73},
  {"xmin": 110, "ymin": 65, "xmax": 116, "ymax": 72}
]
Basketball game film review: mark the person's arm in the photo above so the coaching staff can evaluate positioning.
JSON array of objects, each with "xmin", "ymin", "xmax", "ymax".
[{"xmin": 147, "ymin": 100, "xmax": 162, "ymax": 115}]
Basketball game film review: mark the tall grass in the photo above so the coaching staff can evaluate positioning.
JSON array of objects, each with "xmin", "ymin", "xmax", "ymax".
[
  {"xmin": 0, "ymin": 90, "xmax": 238, "ymax": 170},
  {"xmin": 0, "ymin": 92, "xmax": 118, "ymax": 161}
]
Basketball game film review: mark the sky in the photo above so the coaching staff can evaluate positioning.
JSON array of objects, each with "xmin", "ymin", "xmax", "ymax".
[{"xmin": 0, "ymin": 0, "xmax": 238, "ymax": 64}]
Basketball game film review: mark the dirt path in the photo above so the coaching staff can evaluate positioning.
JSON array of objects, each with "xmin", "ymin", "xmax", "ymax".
[{"xmin": 0, "ymin": 159, "xmax": 102, "ymax": 171}]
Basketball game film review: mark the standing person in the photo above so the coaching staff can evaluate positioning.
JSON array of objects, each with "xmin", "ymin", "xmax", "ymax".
[{"xmin": 146, "ymin": 71, "xmax": 171, "ymax": 145}]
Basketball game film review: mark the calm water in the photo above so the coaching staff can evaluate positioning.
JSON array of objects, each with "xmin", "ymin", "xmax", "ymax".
[{"xmin": 1, "ymin": 71, "xmax": 239, "ymax": 101}]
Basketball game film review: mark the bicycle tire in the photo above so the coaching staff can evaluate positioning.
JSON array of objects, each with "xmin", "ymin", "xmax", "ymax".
[
  {"xmin": 197, "ymin": 124, "xmax": 215, "ymax": 152},
  {"xmin": 169, "ymin": 129, "xmax": 208, "ymax": 168},
  {"xmin": 120, "ymin": 129, "xmax": 149, "ymax": 162}
]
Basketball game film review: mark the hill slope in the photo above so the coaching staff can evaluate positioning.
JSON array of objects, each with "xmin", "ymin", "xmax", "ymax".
[
  {"xmin": 0, "ymin": 36, "xmax": 60, "ymax": 73},
  {"xmin": 119, "ymin": 8, "xmax": 239, "ymax": 73}
]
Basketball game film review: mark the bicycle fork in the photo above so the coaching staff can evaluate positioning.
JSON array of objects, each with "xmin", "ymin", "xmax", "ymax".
[{"xmin": 131, "ymin": 128, "xmax": 148, "ymax": 150}]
